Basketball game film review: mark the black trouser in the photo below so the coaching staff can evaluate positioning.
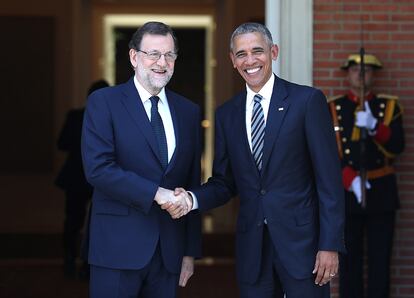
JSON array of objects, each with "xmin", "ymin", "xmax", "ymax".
[
  {"xmin": 63, "ymin": 190, "xmax": 90, "ymax": 262},
  {"xmin": 339, "ymin": 212, "xmax": 395, "ymax": 298}
]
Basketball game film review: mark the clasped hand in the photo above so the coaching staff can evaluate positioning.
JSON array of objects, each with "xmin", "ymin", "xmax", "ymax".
[{"xmin": 154, "ymin": 187, "xmax": 192, "ymax": 219}]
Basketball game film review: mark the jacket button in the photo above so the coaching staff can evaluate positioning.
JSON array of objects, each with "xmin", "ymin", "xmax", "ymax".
[{"xmin": 260, "ymin": 189, "xmax": 266, "ymax": 195}]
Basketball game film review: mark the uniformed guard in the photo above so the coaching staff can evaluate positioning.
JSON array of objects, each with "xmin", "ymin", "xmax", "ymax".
[{"xmin": 328, "ymin": 54, "xmax": 405, "ymax": 298}]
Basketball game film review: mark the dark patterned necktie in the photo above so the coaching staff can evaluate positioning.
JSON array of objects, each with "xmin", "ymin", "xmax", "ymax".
[
  {"xmin": 251, "ymin": 94, "xmax": 265, "ymax": 171},
  {"xmin": 149, "ymin": 96, "xmax": 168, "ymax": 169}
]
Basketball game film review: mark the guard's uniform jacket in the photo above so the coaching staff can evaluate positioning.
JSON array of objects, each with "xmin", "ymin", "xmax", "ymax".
[{"xmin": 328, "ymin": 91, "xmax": 405, "ymax": 214}]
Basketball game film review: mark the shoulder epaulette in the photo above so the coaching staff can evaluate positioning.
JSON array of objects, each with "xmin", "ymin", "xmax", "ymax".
[
  {"xmin": 327, "ymin": 94, "xmax": 343, "ymax": 103},
  {"xmin": 378, "ymin": 93, "xmax": 403, "ymax": 125},
  {"xmin": 377, "ymin": 93, "xmax": 399, "ymax": 101}
]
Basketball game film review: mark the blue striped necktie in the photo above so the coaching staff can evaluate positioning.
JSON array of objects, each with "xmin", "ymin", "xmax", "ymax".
[
  {"xmin": 149, "ymin": 96, "xmax": 168, "ymax": 170},
  {"xmin": 251, "ymin": 94, "xmax": 265, "ymax": 171}
]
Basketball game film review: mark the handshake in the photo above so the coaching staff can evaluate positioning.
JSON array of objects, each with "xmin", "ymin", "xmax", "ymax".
[{"xmin": 154, "ymin": 187, "xmax": 193, "ymax": 219}]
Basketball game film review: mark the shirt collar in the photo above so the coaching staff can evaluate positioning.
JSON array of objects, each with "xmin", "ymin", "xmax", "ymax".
[
  {"xmin": 133, "ymin": 76, "xmax": 167, "ymax": 105},
  {"xmin": 246, "ymin": 74, "xmax": 275, "ymax": 106},
  {"xmin": 347, "ymin": 90, "xmax": 374, "ymax": 103}
]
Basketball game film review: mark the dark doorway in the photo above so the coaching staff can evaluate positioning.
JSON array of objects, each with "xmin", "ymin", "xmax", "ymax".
[{"xmin": 0, "ymin": 16, "xmax": 54, "ymax": 173}]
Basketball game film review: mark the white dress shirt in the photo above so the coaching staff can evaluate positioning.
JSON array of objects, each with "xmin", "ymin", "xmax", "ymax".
[
  {"xmin": 245, "ymin": 74, "xmax": 275, "ymax": 151},
  {"xmin": 134, "ymin": 76, "xmax": 176, "ymax": 163}
]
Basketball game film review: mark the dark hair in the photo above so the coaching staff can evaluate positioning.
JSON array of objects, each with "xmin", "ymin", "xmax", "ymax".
[
  {"xmin": 128, "ymin": 21, "xmax": 178, "ymax": 53},
  {"xmin": 230, "ymin": 22, "xmax": 273, "ymax": 50},
  {"xmin": 87, "ymin": 79, "xmax": 109, "ymax": 96}
]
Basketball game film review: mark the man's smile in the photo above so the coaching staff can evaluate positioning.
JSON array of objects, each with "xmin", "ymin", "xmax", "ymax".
[{"xmin": 245, "ymin": 67, "xmax": 261, "ymax": 74}]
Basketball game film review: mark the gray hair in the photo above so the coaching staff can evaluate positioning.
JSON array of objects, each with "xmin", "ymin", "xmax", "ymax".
[{"xmin": 230, "ymin": 22, "xmax": 274, "ymax": 51}]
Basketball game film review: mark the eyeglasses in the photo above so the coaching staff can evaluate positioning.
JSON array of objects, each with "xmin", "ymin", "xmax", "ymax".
[{"xmin": 137, "ymin": 50, "xmax": 178, "ymax": 62}]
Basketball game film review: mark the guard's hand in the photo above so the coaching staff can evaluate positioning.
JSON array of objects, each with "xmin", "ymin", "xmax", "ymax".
[
  {"xmin": 355, "ymin": 101, "xmax": 378, "ymax": 130},
  {"xmin": 349, "ymin": 176, "xmax": 371, "ymax": 203},
  {"xmin": 313, "ymin": 251, "xmax": 338, "ymax": 286}
]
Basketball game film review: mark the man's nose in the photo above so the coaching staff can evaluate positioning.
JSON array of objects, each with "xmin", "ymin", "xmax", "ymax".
[
  {"xmin": 245, "ymin": 53, "xmax": 256, "ymax": 64},
  {"xmin": 157, "ymin": 54, "xmax": 167, "ymax": 66}
]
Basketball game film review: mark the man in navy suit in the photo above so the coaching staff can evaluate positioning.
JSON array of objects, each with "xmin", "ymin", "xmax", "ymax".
[
  {"xmin": 166, "ymin": 22, "xmax": 345, "ymax": 298},
  {"xmin": 81, "ymin": 21, "xmax": 201, "ymax": 298}
]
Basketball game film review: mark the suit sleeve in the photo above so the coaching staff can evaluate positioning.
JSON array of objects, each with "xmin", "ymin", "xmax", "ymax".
[
  {"xmin": 305, "ymin": 89, "xmax": 345, "ymax": 253},
  {"xmin": 81, "ymin": 91, "xmax": 158, "ymax": 214},
  {"xmin": 192, "ymin": 108, "xmax": 237, "ymax": 211},
  {"xmin": 184, "ymin": 108, "xmax": 202, "ymax": 257}
]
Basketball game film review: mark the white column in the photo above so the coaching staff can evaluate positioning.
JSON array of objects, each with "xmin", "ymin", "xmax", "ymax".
[
  {"xmin": 265, "ymin": 0, "xmax": 281, "ymax": 76},
  {"xmin": 266, "ymin": 0, "xmax": 313, "ymax": 86}
]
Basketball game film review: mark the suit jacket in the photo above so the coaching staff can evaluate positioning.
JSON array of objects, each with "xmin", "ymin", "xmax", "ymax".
[
  {"xmin": 194, "ymin": 75, "xmax": 345, "ymax": 283},
  {"xmin": 55, "ymin": 108, "xmax": 92, "ymax": 195},
  {"xmin": 81, "ymin": 78, "xmax": 202, "ymax": 273}
]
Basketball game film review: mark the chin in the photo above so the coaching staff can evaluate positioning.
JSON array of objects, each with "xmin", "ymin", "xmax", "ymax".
[
  {"xmin": 247, "ymin": 80, "xmax": 262, "ymax": 90},
  {"xmin": 150, "ymin": 78, "xmax": 169, "ymax": 89}
]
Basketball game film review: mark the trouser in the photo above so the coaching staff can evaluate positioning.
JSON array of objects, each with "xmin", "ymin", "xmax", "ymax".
[
  {"xmin": 63, "ymin": 190, "xmax": 90, "ymax": 261},
  {"xmin": 90, "ymin": 244, "xmax": 179, "ymax": 298},
  {"xmin": 239, "ymin": 225, "xmax": 330, "ymax": 298},
  {"xmin": 339, "ymin": 212, "xmax": 395, "ymax": 298}
]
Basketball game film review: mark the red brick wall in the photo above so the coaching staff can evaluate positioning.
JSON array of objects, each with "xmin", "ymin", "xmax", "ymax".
[{"xmin": 313, "ymin": 1, "xmax": 414, "ymax": 297}]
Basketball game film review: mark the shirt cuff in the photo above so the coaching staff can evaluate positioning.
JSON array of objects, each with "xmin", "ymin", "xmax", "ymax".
[{"xmin": 188, "ymin": 191, "xmax": 199, "ymax": 210}]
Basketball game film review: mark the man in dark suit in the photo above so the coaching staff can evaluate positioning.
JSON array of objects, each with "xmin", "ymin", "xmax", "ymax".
[
  {"xmin": 166, "ymin": 22, "xmax": 345, "ymax": 298},
  {"xmin": 328, "ymin": 54, "xmax": 405, "ymax": 298},
  {"xmin": 81, "ymin": 21, "xmax": 201, "ymax": 298},
  {"xmin": 55, "ymin": 79, "xmax": 109, "ymax": 278}
]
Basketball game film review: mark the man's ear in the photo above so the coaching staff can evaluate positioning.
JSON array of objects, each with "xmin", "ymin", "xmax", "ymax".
[
  {"xmin": 129, "ymin": 48, "xmax": 138, "ymax": 68},
  {"xmin": 229, "ymin": 51, "xmax": 237, "ymax": 68},
  {"xmin": 271, "ymin": 44, "xmax": 279, "ymax": 61}
]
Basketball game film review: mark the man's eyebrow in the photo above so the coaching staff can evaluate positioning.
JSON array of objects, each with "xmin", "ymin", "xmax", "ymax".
[
  {"xmin": 235, "ymin": 50, "xmax": 246, "ymax": 56},
  {"xmin": 235, "ymin": 47, "xmax": 265, "ymax": 55},
  {"xmin": 252, "ymin": 46, "xmax": 265, "ymax": 51}
]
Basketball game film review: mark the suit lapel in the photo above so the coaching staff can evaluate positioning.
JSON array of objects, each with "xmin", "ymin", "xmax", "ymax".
[
  {"xmin": 120, "ymin": 78, "xmax": 162, "ymax": 164},
  {"xmin": 261, "ymin": 76, "xmax": 290, "ymax": 173},
  {"xmin": 234, "ymin": 91, "xmax": 261, "ymax": 179},
  {"xmin": 165, "ymin": 90, "xmax": 179, "ymax": 174}
]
